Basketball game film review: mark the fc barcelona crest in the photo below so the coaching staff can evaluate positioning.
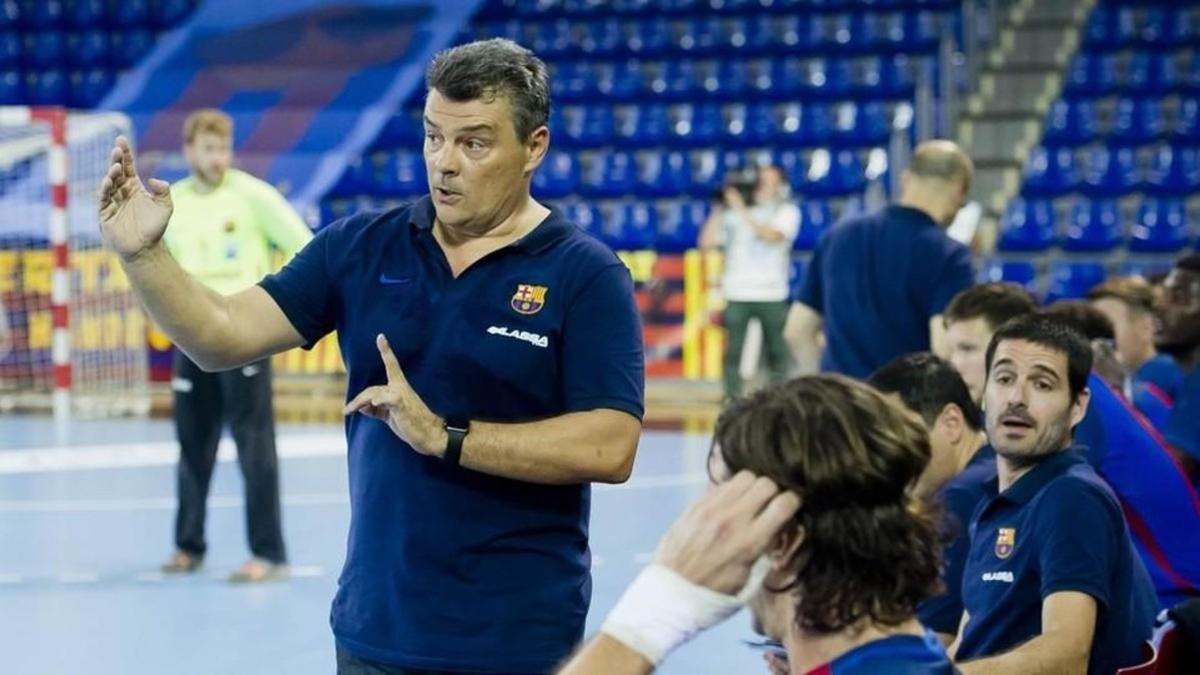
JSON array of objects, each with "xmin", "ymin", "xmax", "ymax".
[
  {"xmin": 511, "ymin": 284, "xmax": 548, "ymax": 315},
  {"xmin": 995, "ymin": 527, "xmax": 1016, "ymax": 559}
]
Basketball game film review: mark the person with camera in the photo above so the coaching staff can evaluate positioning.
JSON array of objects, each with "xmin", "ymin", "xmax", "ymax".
[{"xmin": 698, "ymin": 165, "xmax": 800, "ymax": 399}]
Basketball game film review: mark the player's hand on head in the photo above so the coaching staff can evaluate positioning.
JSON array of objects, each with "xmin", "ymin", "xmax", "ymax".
[
  {"xmin": 653, "ymin": 471, "xmax": 800, "ymax": 595},
  {"xmin": 343, "ymin": 334, "xmax": 443, "ymax": 456},
  {"xmin": 97, "ymin": 136, "xmax": 173, "ymax": 261}
]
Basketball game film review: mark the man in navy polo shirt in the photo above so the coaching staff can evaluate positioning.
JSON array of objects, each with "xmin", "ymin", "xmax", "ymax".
[
  {"xmin": 785, "ymin": 140, "xmax": 975, "ymax": 378},
  {"xmin": 869, "ymin": 353, "xmax": 995, "ymax": 645},
  {"xmin": 98, "ymin": 39, "xmax": 645, "ymax": 674},
  {"xmin": 954, "ymin": 316, "xmax": 1156, "ymax": 675}
]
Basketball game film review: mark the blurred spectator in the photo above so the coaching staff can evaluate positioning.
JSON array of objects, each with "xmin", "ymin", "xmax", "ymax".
[
  {"xmin": 786, "ymin": 140, "xmax": 974, "ymax": 378},
  {"xmin": 1159, "ymin": 254, "xmax": 1200, "ymax": 482},
  {"xmin": 699, "ymin": 165, "xmax": 799, "ymax": 399},
  {"xmin": 1089, "ymin": 276, "xmax": 1183, "ymax": 428},
  {"xmin": 941, "ymin": 283, "xmax": 1038, "ymax": 404}
]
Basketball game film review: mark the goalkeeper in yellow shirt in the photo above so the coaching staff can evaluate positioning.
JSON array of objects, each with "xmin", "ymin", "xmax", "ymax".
[{"xmin": 160, "ymin": 109, "xmax": 313, "ymax": 582}]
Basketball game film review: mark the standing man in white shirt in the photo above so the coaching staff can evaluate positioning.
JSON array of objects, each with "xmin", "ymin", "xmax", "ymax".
[{"xmin": 699, "ymin": 165, "xmax": 800, "ymax": 399}]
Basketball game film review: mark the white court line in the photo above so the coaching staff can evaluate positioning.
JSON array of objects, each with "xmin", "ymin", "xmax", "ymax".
[
  {"xmin": 0, "ymin": 433, "xmax": 348, "ymax": 475},
  {"xmin": 0, "ymin": 474, "xmax": 709, "ymax": 513}
]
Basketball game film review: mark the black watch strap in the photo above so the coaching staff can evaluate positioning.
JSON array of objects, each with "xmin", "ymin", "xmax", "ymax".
[{"xmin": 443, "ymin": 417, "xmax": 470, "ymax": 466}]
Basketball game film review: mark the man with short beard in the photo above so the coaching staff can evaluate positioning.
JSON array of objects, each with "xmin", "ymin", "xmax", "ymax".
[{"xmin": 953, "ymin": 316, "xmax": 1156, "ymax": 675}]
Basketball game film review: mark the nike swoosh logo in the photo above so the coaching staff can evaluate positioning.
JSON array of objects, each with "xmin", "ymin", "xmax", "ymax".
[{"xmin": 379, "ymin": 274, "xmax": 412, "ymax": 285}]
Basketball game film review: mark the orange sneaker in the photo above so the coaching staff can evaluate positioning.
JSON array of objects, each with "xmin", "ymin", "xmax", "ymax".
[
  {"xmin": 228, "ymin": 558, "xmax": 289, "ymax": 584},
  {"xmin": 160, "ymin": 550, "xmax": 203, "ymax": 574}
]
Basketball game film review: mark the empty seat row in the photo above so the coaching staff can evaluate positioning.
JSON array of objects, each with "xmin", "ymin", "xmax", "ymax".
[
  {"xmin": 1063, "ymin": 51, "xmax": 1200, "ymax": 97},
  {"xmin": 998, "ymin": 197, "xmax": 1198, "ymax": 253},
  {"xmin": 0, "ymin": 0, "xmax": 195, "ymax": 30},
  {"xmin": 467, "ymin": 11, "xmax": 952, "ymax": 59},
  {"xmin": 331, "ymin": 147, "xmax": 887, "ymax": 201},
  {"xmin": 0, "ymin": 30, "xmax": 157, "ymax": 69},
  {"xmin": 0, "ymin": 68, "xmax": 116, "ymax": 107},
  {"xmin": 1022, "ymin": 145, "xmax": 1199, "ymax": 197},
  {"xmin": 1083, "ymin": 5, "xmax": 1200, "ymax": 51},
  {"xmin": 545, "ymin": 55, "xmax": 940, "ymax": 104},
  {"xmin": 982, "ymin": 260, "xmax": 1117, "ymax": 304},
  {"xmin": 476, "ymin": 0, "xmax": 959, "ymax": 20},
  {"xmin": 1043, "ymin": 97, "xmax": 1199, "ymax": 146}
]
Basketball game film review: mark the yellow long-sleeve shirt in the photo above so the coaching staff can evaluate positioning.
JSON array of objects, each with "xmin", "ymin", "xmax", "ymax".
[{"xmin": 165, "ymin": 169, "xmax": 313, "ymax": 295}]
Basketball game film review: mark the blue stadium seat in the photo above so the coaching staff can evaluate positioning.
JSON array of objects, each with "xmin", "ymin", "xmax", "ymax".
[
  {"xmin": 997, "ymin": 198, "xmax": 1056, "ymax": 252},
  {"xmin": 602, "ymin": 201, "xmax": 657, "ymax": 250},
  {"xmin": 843, "ymin": 101, "xmax": 890, "ymax": 147},
  {"xmin": 1181, "ymin": 51, "xmax": 1200, "ymax": 95},
  {"xmin": 1021, "ymin": 146, "xmax": 1080, "ymax": 197},
  {"xmin": 1083, "ymin": 6, "xmax": 1135, "ymax": 50},
  {"xmin": 22, "ymin": 32, "xmax": 64, "ymax": 68},
  {"xmin": 710, "ymin": 60, "xmax": 749, "ymax": 101},
  {"xmin": 1129, "ymin": 198, "xmax": 1190, "ymax": 253},
  {"xmin": 1046, "ymin": 261, "xmax": 1107, "ymax": 303},
  {"xmin": 110, "ymin": 29, "xmax": 154, "ymax": 68},
  {"xmin": 559, "ymin": 105, "xmax": 613, "ymax": 148},
  {"xmin": 687, "ymin": 149, "xmax": 725, "ymax": 198},
  {"xmin": 107, "ymin": 0, "xmax": 149, "ymax": 28},
  {"xmin": 0, "ymin": 32, "xmax": 19, "ymax": 68},
  {"xmin": 580, "ymin": 151, "xmax": 635, "ymax": 198},
  {"xmin": 767, "ymin": 57, "xmax": 803, "ymax": 99},
  {"xmin": 577, "ymin": 18, "xmax": 621, "ymax": 57},
  {"xmin": 1145, "ymin": 145, "xmax": 1200, "ymax": 196},
  {"xmin": 657, "ymin": 200, "xmax": 708, "ymax": 253},
  {"xmin": 652, "ymin": 60, "xmax": 701, "ymax": 101},
  {"xmin": 319, "ymin": 198, "xmax": 360, "ymax": 226},
  {"xmin": 326, "ymin": 158, "xmax": 371, "ymax": 198},
  {"xmin": 68, "ymin": 67, "xmax": 113, "ymax": 107},
  {"xmin": 26, "ymin": 69, "xmax": 67, "ymax": 105},
  {"xmin": 150, "ymin": 0, "xmax": 194, "ymax": 28},
  {"xmin": 64, "ymin": 0, "xmax": 104, "ymax": 28},
  {"xmin": 770, "ymin": 15, "xmax": 809, "ymax": 52},
  {"xmin": 902, "ymin": 10, "xmax": 941, "ymax": 52},
  {"xmin": 374, "ymin": 151, "xmax": 425, "ymax": 197},
  {"xmin": 1175, "ymin": 97, "xmax": 1200, "ymax": 143},
  {"xmin": 562, "ymin": 202, "xmax": 603, "ymax": 240},
  {"xmin": 804, "ymin": 149, "xmax": 866, "ymax": 197},
  {"xmin": 1062, "ymin": 53, "xmax": 1117, "ymax": 98},
  {"xmin": 1063, "ymin": 199, "xmax": 1123, "ymax": 252},
  {"xmin": 1042, "ymin": 99, "xmax": 1098, "ymax": 146},
  {"xmin": 671, "ymin": 16, "xmax": 719, "ymax": 56},
  {"xmin": 773, "ymin": 103, "xmax": 804, "ymax": 146},
  {"xmin": 615, "ymin": 104, "xmax": 668, "ymax": 146},
  {"xmin": 372, "ymin": 108, "xmax": 423, "ymax": 151},
  {"xmin": 65, "ymin": 30, "xmax": 108, "ymax": 68},
  {"xmin": 525, "ymin": 19, "xmax": 573, "ymax": 59},
  {"xmin": 635, "ymin": 150, "xmax": 688, "ymax": 198},
  {"xmin": 1125, "ymin": 51, "xmax": 1176, "ymax": 95},
  {"xmin": 1108, "ymin": 97, "xmax": 1164, "ymax": 145},
  {"xmin": 599, "ymin": 61, "xmax": 643, "ymax": 101},
  {"xmin": 981, "ymin": 260, "xmax": 1038, "ymax": 293},
  {"xmin": 668, "ymin": 103, "xmax": 721, "ymax": 147},
  {"xmin": 1117, "ymin": 259, "xmax": 1173, "ymax": 281},
  {"xmin": 532, "ymin": 151, "xmax": 579, "ymax": 199},
  {"xmin": 720, "ymin": 103, "xmax": 775, "ymax": 146},
  {"xmin": 1165, "ymin": 8, "xmax": 1199, "ymax": 48},
  {"xmin": 19, "ymin": 0, "xmax": 62, "ymax": 28},
  {"xmin": 877, "ymin": 54, "xmax": 919, "ymax": 98},
  {"xmin": 850, "ymin": 55, "xmax": 884, "ymax": 99},
  {"xmin": 622, "ymin": 17, "xmax": 668, "ymax": 57},
  {"xmin": 799, "ymin": 103, "xmax": 835, "ymax": 146},
  {"xmin": 0, "ymin": 68, "xmax": 24, "ymax": 103},
  {"xmin": 1080, "ymin": 146, "xmax": 1139, "ymax": 196},
  {"xmin": 793, "ymin": 199, "xmax": 833, "ymax": 251},
  {"xmin": 551, "ymin": 62, "xmax": 597, "ymax": 103}
]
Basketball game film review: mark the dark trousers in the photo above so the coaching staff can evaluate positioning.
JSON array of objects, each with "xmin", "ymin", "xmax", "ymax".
[
  {"xmin": 335, "ymin": 646, "xmax": 539, "ymax": 675},
  {"xmin": 172, "ymin": 352, "xmax": 286, "ymax": 563},
  {"xmin": 722, "ymin": 300, "xmax": 793, "ymax": 398}
]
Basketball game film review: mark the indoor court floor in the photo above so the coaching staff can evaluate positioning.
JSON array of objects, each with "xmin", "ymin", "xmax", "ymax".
[{"xmin": 0, "ymin": 416, "xmax": 764, "ymax": 674}]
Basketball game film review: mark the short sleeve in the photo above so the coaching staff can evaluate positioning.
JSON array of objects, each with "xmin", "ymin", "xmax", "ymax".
[
  {"xmin": 1035, "ymin": 481, "xmax": 1120, "ymax": 607},
  {"xmin": 562, "ymin": 263, "xmax": 645, "ymax": 419},
  {"xmin": 257, "ymin": 222, "xmax": 338, "ymax": 350},
  {"xmin": 928, "ymin": 244, "xmax": 975, "ymax": 316},
  {"xmin": 796, "ymin": 240, "xmax": 824, "ymax": 311}
]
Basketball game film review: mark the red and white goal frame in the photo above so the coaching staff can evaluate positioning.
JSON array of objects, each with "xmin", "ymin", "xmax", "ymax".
[{"xmin": 0, "ymin": 106, "xmax": 148, "ymax": 420}]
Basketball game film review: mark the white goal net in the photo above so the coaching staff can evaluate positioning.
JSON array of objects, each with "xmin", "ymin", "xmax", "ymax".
[{"xmin": 0, "ymin": 107, "xmax": 149, "ymax": 418}]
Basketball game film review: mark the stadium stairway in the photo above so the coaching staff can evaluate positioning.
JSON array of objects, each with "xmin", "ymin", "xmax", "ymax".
[
  {"xmin": 959, "ymin": 0, "xmax": 1095, "ymax": 248},
  {"xmin": 99, "ymin": 0, "xmax": 480, "ymax": 214}
]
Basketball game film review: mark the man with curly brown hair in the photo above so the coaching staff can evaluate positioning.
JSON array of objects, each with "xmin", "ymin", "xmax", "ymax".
[{"xmin": 559, "ymin": 375, "xmax": 953, "ymax": 674}]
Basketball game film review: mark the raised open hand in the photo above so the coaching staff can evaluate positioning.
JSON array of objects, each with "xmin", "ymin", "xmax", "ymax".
[{"xmin": 98, "ymin": 136, "xmax": 173, "ymax": 260}]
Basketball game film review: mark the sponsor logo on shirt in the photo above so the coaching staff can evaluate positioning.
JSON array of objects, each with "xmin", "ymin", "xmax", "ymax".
[
  {"xmin": 995, "ymin": 526, "xmax": 1016, "ymax": 559},
  {"xmin": 487, "ymin": 325, "xmax": 549, "ymax": 348},
  {"xmin": 982, "ymin": 571, "xmax": 1015, "ymax": 583},
  {"xmin": 511, "ymin": 284, "xmax": 548, "ymax": 315}
]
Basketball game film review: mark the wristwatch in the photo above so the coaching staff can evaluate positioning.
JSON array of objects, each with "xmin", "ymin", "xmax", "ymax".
[{"xmin": 443, "ymin": 416, "xmax": 470, "ymax": 466}]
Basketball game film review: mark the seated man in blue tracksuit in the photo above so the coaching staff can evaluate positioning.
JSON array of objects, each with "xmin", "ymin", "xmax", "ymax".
[
  {"xmin": 1159, "ymin": 254, "xmax": 1200, "ymax": 486},
  {"xmin": 954, "ymin": 315, "xmax": 1157, "ymax": 675}
]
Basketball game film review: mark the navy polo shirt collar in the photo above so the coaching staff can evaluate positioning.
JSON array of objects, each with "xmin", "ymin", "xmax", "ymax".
[
  {"xmin": 986, "ymin": 447, "xmax": 1088, "ymax": 506},
  {"xmin": 887, "ymin": 204, "xmax": 940, "ymax": 229},
  {"xmin": 406, "ymin": 196, "xmax": 574, "ymax": 255}
]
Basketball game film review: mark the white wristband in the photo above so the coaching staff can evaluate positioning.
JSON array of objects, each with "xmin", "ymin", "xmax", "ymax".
[{"xmin": 600, "ymin": 559, "xmax": 770, "ymax": 665}]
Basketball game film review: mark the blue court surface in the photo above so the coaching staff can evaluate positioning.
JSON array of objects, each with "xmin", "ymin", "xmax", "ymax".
[{"xmin": 0, "ymin": 417, "xmax": 764, "ymax": 674}]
